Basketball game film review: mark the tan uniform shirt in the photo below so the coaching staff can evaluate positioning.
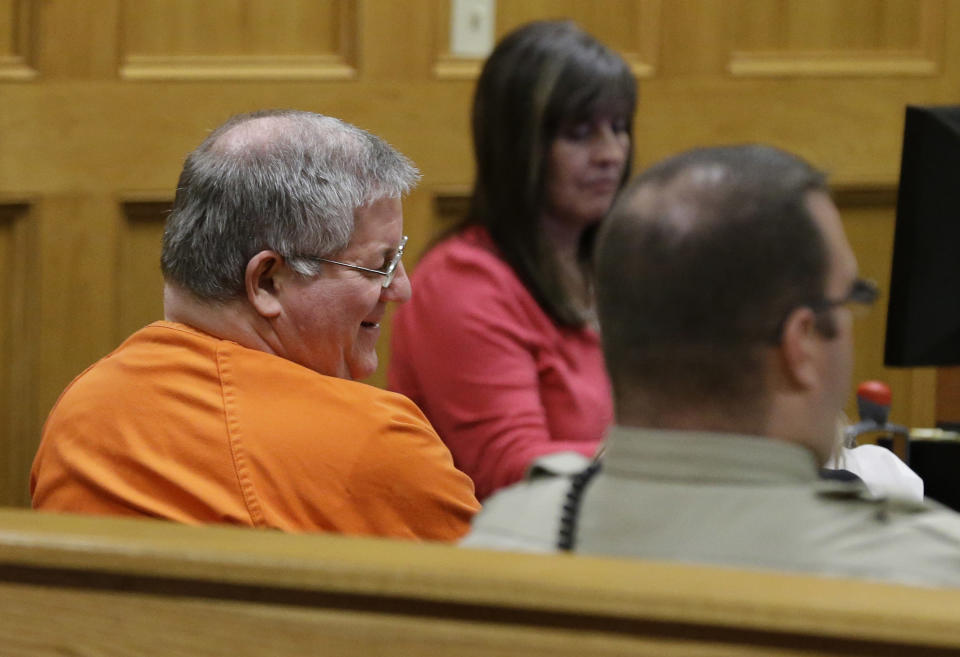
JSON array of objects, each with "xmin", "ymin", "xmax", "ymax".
[{"xmin": 463, "ymin": 426, "xmax": 960, "ymax": 588}]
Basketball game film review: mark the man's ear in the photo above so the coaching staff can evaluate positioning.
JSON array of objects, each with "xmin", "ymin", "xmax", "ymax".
[
  {"xmin": 245, "ymin": 250, "xmax": 284, "ymax": 318},
  {"xmin": 779, "ymin": 306, "xmax": 820, "ymax": 390}
]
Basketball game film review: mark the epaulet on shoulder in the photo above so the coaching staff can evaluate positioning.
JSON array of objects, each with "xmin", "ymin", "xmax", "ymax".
[
  {"xmin": 525, "ymin": 452, "xmax": 594, "ymax": 480},
  {"xmin": 815, "ymin": 479, "xmax": 931, "ymax": 516},
  {"xmin": 814, "ymin": 476, "xmax": 873, "ymax": 501},
  {"xmin": 873, "ymin": 495, "xmax": 934, "ymax": 516}
]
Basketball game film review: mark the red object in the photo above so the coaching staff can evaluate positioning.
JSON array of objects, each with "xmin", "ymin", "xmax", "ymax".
[
  {"xmin": 389, "ymin": 226, "xmax": 611, "ymax": 501},
  {"xmin": 857, "ymin": 380, "xmax": 892, "ymax": 406}
]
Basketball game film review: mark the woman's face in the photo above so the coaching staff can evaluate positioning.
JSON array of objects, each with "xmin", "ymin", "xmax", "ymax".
[{"xmin": 544, "ymin": 115, "xmax": 630, "ymax": 230}]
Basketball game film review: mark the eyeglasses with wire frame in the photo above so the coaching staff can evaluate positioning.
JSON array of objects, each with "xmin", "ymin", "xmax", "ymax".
[
  {"xmin": 292, "ymin": 236, "xmax": 408, "ymax": 289},
  {"xmin": 810, "ymin": 277, "xmax": 880, "ymax": 315},
  {"xmin": 768, "ymin": 277, "xmax": 879, "ymax": 343}
]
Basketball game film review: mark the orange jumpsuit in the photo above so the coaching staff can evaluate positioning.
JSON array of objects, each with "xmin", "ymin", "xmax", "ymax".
[{"xmin": 31, "ymin": 321, "xmax": 479, "ymax": 540}]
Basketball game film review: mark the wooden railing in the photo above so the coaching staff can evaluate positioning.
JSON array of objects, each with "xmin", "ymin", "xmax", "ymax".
[{"xmin": 1, "ymin": 508, "xmax": 959, "ymax": 656}]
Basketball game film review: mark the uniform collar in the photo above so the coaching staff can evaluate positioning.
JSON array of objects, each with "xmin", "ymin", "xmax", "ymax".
[{"xmin": 602, "ymin": 426, "xmax": 822, "ymax": 485}]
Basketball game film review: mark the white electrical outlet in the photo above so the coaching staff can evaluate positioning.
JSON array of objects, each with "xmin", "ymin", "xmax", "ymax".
[{"xmin": 450, "ymin": 0, "xmax": 495, "ymax": 58}]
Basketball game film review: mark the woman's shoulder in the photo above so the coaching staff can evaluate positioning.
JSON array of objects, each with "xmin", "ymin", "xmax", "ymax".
[
  {"xmin": 402, "ymin": 227, "xmax": 548, "ymax": 325},
  {"xmin": 415, "ymin": 226, "xmax": 518, "ymax": 285}
]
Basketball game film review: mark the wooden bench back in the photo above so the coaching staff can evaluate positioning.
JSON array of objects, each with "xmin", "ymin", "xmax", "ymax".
[{"xmin": 1, "ymin": 509, "xmax": 959, "ymax": 656}]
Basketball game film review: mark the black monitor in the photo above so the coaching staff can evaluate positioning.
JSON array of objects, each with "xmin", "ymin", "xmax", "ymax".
[{"xmin": 884, "ymin": 105, "xmax": 960, "ymax": 367}]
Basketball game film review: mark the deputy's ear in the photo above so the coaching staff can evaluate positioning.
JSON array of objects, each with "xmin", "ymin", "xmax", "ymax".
[
  {"xmin": 779, "ymin": 306, "xmax": 820, "ymax": 390},
  {"xmin": 245, "ymin": 250, "xmax": 283, "ymax": 318}
]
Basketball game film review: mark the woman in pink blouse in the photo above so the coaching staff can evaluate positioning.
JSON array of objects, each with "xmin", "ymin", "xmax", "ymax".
[{"xmin": 390, "ymin": 20, "xmax": 637, "ymax": 500}]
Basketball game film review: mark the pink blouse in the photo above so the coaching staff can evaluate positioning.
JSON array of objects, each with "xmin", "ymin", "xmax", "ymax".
[{"xmin": 389, "ymin": 226, "xmax": 612, "ymax": 500}]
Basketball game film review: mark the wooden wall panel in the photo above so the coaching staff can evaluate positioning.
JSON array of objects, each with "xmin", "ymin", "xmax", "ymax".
[
  {"xmin": 35, "ymin": 196, "xmax": 122, "ymax": 426},
  {"xmin": 33, "ymin": 0, "xmax": 121, "ymax": 79},
  {"xmin": 0, "ymin": 0, "xmax": 35, "ymax": 80},
  {"xmin": 937, "ymin": 368, "xmax": 960, "ymax": 426},
  {"xmin": 120, "ymin": 0, "xmax": 357, "ymax": 80},
  {"xmin": 0, "ymin": 0, "xmax": 15, "ymax": 53},
  {"xmin": 0, "ymin": 203, "xmax": 36, "ymax": 507},
  {"xmin": 434, "ymin": 0, "xmax": 660, "ymax": 79},
  {"xmin": 835, "ymin": 188, "xmax": 937, "ymax": 428},
  {"xmin": 116, "ymin": 202, "xmax": 168, "ymax": 343},
  {"xmin": 501, "ymin": 0, "xmax": 661, "ymax": 77},
  {"xmin": 729, "ymin": 0, "xmax": 944, "ymax": 76}
]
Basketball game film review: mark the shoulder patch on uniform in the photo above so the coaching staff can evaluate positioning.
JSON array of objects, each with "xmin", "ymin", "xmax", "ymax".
[{"xmin": 526, "ymin": 451, "xmax": 593, "ymax": 479}]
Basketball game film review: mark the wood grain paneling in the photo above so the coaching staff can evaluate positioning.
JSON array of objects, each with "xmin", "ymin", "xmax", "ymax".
[
  {"xmin": 0, "ymin": 203, "xmax": 36, "ymax": 507},
  {"xmin": 32, "ymin": 0, "xmax": 121, "ymax": 79},
  {"xmin": 0, "ymin": 0, "xmax": 36, "ymax": 80},
  {"xmin": 120, "ymin": 0, "xmax": 357, "ymax": 80},
  {"xmin": 834, "ymin": 185, "xmax": 937, "ymax": 428},
  {"xmin": 35, "ymin": 196, "xmax": 123, "ymax": 424},
  {"xmin": 117, "ymin": 201, "xmax": 168, "ymax": 342},
  {"xmin": 729, "ymin": 0, "xmax": 945, "ymax": 76},
  {"xmin": 434, "ymin": 0, "xmax": 661, "ymax": 79},
  {"xmin": 936, "ymin": 367, "xmax": 960, "ymax": 426}
]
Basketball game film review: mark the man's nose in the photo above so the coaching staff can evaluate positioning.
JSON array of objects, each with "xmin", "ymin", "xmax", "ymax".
[{"xmin": 381, "ymin": 261, "xmax": 412, "ymax": 303}]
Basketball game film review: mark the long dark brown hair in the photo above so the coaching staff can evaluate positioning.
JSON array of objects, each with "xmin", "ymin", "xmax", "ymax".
[{"xmin": 462, "ymin": 20, "xmax": 637, "ymax": 326}]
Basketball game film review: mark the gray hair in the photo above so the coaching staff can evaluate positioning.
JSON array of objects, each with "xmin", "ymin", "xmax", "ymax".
[{"xmin": 161, "ymin": 109, "xmax": 420, "ymax": 301}]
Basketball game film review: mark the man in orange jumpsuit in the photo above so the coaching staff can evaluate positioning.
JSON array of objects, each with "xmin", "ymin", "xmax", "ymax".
[{"xmin": 32, "ymin": 110, "xmax": 479, "ymax": 540}]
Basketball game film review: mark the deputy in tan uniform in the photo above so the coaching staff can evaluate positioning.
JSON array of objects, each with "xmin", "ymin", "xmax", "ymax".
[{"xmin": 463, "ymin": 144, "xmax": 960, "ymax": 588}]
